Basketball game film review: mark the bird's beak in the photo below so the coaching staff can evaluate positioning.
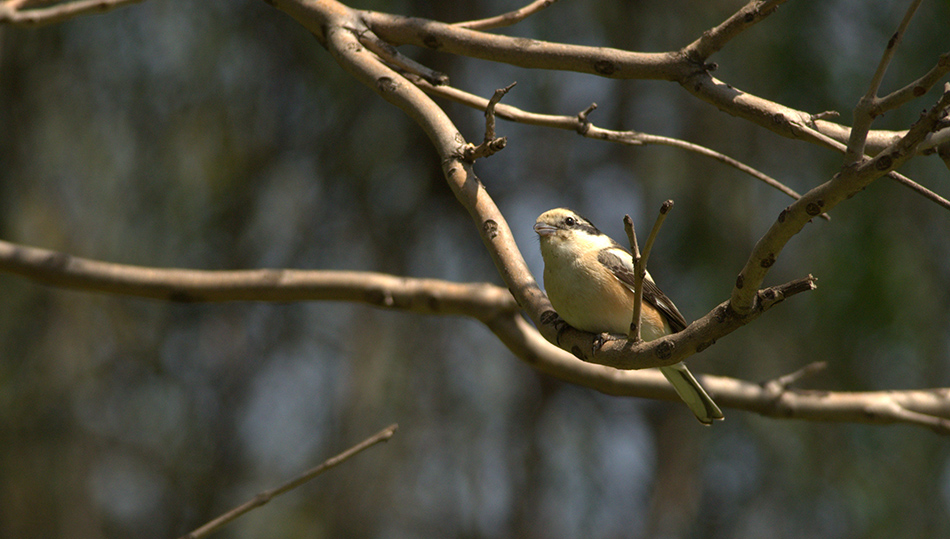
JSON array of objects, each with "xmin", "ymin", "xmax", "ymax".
[{"xmin": 534, "ymin": 223, "xmax": 557, "ymax": 237}]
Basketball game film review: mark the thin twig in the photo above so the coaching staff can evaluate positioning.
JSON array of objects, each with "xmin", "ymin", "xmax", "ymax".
[
  {"xmin": 462, "ymin": 82, "xmax": 515, "ymax": 161},
  {"xmin": 358, "ymin": 31, "xmax": 449, "ymax": 85},
  {"xmin": 875, "ymin": 51, "xmax": 950, "ymax": 116},
  {"xmin": 411, "ymin": 77, "xmax": 816, "ymax": 211},
  {"xmin": 763, "ymin": 361, "xmax": 828, "ymax": 392},
  {"xmin": 179, "ymin": 424, "xmax": 398, "ymax": 539},
  {"xmin": 630, "ymin": 201, "xmax": 673, "ymax": 343},
  {"xmin": 454, "ymin": 0, "xmax": 558, "ymax": 31},
  {"xmin": 844, "ymin": 0, "xmax": 923, "ymax": 164},
  {"xmin": 0, "ymin": 0, "xmax": 144, "ymax": 26},
  {"xmin": 790, "ymin": 119, "xmax": 950, "ymax": 212},
  {"xmin": 622, "ymin": 215, "xmax": 642, "ymax": 342}
]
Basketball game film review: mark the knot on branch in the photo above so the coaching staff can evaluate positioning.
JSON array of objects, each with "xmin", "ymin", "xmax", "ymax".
[{"xmin": 576, "ymin": 103, "xmax": 597, "ymax": 134}]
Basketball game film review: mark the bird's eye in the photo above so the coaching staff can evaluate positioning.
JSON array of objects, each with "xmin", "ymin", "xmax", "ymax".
[{"xmin": 565, "ymin": 217, "xmax": 575, "ymax": 226}]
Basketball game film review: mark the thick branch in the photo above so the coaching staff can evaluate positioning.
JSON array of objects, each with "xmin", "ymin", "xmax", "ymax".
[
  {"xmin": 0, "ymin": 240, "xmax": 517, "ymax": 319},
  {"xmin": 485, "ymin": 312, "xmax": 950, "ymax": 433},
  {"xmin": 2, "ymin": 241, "xmax": 946, "ymax": 432}
]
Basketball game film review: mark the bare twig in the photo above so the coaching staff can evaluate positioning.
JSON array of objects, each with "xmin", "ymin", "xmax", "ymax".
[
  {"xmin": 622, "ymin": 215, "xmax": 642, "ymax": 342},
  {"xmin": 358, "ymin": 31, "xmax": 449, "ymax": 85},
  {"xmin": 462, "ymin": 82, "xmax": 515, "ymax": 161},
  {"xmin": 683, "ymin": 0, "xmax": 788, "ymax": 62},
  {"xmin": 454, "ymin": 0, "xmax": 558, "ymax": 31},
  {"xmin": 412, "ymin": 77, "xmax": 821, "ymax": 213},
  {"xmin": 844, "ymin": 0, "xmax": 923, "ymax": 164},
  {"xmin": 733, "ymin": 89, "xmax": 950, "ymax": 314},
  {"xmin": 0, "ymin": 0, "xmax": 144, "ymax": 26},
  {"xmin": 763, "ymin": 361, "xmax": 828, "ymax": 392},
  {"xmin": 179, "ymin": 424, "xmax": 398, "ymax": 539},
  {"xmin": 633, "ymin": 201, "xmax": 672, "ymax": 342},
  {"xmin": 875, "ymin": 51, "xmax": 950, "ymax": 116}
]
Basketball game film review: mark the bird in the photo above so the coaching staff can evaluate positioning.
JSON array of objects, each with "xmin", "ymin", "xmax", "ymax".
[{"xmin": 534, "ymin": 207, "xmax": 723, "ymax": 424}]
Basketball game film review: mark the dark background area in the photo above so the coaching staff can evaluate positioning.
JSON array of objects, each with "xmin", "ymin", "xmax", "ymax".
[{"xmin": 1, "ymin": 0, "xmax": 949, "ymax": 537}]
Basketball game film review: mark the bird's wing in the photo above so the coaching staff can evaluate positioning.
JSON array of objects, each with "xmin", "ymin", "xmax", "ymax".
[{"xmin": 597, "ymin": 247, "xmax": 688, "ymax": 332}]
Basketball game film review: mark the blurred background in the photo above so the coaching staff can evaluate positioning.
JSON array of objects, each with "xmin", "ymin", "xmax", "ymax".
[{"xmin": 1, "ymin": 0, "xmax": 949, "ymax": 537}]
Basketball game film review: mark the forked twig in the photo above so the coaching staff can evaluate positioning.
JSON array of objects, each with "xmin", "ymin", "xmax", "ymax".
[
  {"xmin": 462, "ymin": 82, "xmax": 516, "ymax": 161},
  {"xmin": 624, "ymin": 201, "xmax": 673, "ymax": 343},
  {"xmin": 844, "ymin": 0, "xmax": 924, "ymax": 164}
]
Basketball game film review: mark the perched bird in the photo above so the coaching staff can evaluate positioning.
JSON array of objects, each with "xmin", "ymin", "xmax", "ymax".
[{"xmin": 534, "ymin": 208, "xmax": 723, "ymax": 424}]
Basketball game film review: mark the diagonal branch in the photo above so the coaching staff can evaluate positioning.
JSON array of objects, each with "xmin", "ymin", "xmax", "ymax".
[
  {"xmin": 179, "ymin": 424, "xmax": 398, "ymax": 539},
  {"xmin": 682, "ymin": 0, "xmax": 788, "ymax": 63},
  {"xmin": 0, "ymin": 0, "xmax": 144, "ymax": 26},
  {"xmin": 844, "ymin": 0, "xmax": 924, "ymax": 164},
  {"xmin": 732, "ymin": 88, "xmax": 950, "ymax": 313}
]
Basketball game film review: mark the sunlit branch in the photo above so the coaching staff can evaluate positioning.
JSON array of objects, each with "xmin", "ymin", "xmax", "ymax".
[
  {"xmin": 0, "ymin": 0, "xmax": 144, "ymax": 26},
  {"xmin": 454, "ymin": 0, "xmax": 559, "ymax": 31},
  {"xmin": 732, "ymin": 89, "xmax": 950, "ymax": 313},
  {"xmin": 0, "ymin": 240, "xmax": 518, "ymax": 319},
  {"xmin": 485, "ymin": 312, "xmax": 950, "ymax": 433},
  {"xmin": 682, "ymin": 0, "xmax": 788, "ymax": 62}
]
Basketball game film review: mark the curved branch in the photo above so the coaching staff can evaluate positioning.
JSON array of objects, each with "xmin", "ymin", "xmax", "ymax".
[
  {"xmin": 682, "ymin": 0, "xmax": 787, "ymax": 62},
  {"xmin": 454, "ymin": 0, "xmax": 558, "ymax": 31},
  {"xmin": 485, "ymin": 312, "xmax": 950, "ymax": 433},
  {"xmin": 3, "ymin": 238, "xmax": 946, "ymax": 432}
]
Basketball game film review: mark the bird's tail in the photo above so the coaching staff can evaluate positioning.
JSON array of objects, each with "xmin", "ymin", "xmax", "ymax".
[{"xmin": 659, "ymin": 363, "xmax": 724, "ymax": 425}]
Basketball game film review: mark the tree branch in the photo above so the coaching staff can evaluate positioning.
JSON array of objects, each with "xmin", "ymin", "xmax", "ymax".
[
  {"xmin": 484, "ymin": 312, "xmax": 950, "ymax": 433},
  {"xmin": 411, "ymin": 76, "xmax": 824, "ymax": 215},
  {"xmin": 732, "ymin": 88, "xmax": 950, "ymax": 313},
  {"xmin": 3, "ymin": 239, "xmax": 947, "ymax": 432},
  {"xmin": 267, "ymin": 0, "xmax": 825, "ymax": 373},
  {"xmin": 361, "ymin": 2, "xmax": 950, "ymax": 162},
  {"xmin": 844, "ymin": 0, "xmax": 923, "ymax": 165},
  {"xmin": 0, "ymin": 239, "xmax": 517, "ymax": 319},
  {"xmin": 682, "ymin": 0, "xmax": 788, "ymax": 63},
  {"xmin": 453, "ymin": 0, "xmax": 558, "ymax": 31},
  {"xmin": 0, "ymin": 0, "xmax": 144, "ymax": 26},
  {"xmin": 179, "ymin": 424, "xmax": 398, "ymax": 539}
]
